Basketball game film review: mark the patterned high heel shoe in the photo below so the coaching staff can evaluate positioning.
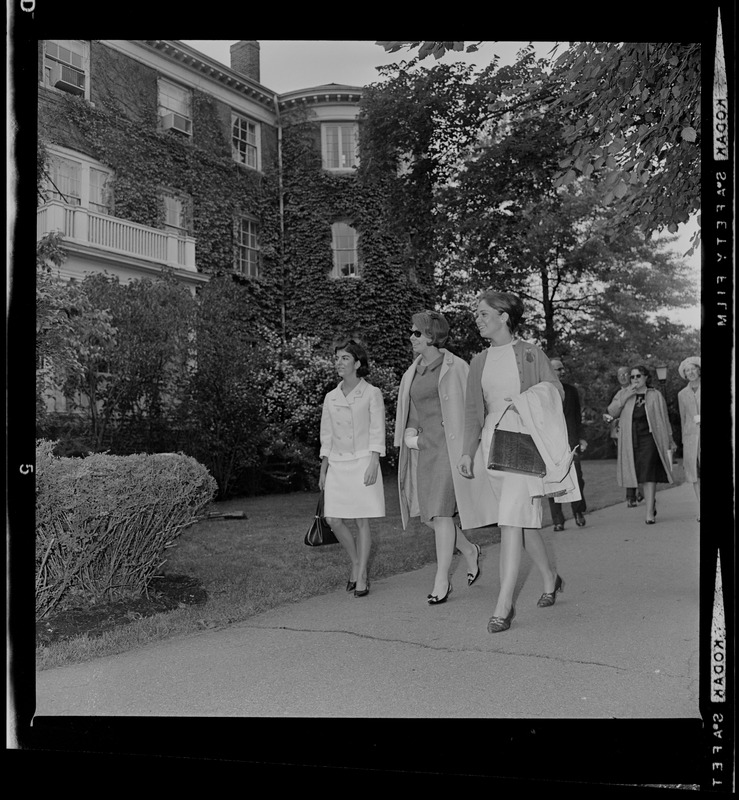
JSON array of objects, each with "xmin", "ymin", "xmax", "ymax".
[
  {"xmin": 487, "ymin": 604, "xmax": 515, "ymax": 633},
  {"xmin": 537, "ymin": 574, "xmax": 565, "ymax": 607},
  {"xmin": 428, "ymin": 581, "xmax": 453, "ymax": 605},
  {"xmin": 467, "ymin": 544, "xmax": 482, "ymax": 587}
]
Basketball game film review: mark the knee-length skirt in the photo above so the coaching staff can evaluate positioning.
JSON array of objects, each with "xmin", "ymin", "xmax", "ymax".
[
  {"xmin": 481, "ymin": 417, "xmax": 543, "ymax": 530},
  {"xmin": 324, "ymin": 455, "xmax": 385, "ymax": 519}
]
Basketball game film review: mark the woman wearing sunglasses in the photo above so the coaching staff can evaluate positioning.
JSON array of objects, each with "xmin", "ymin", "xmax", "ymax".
[
  {"xmin": 607, "ymin": 365, "xmax": 676, "ymax": 524},
  {"xmin": 395, "ymin": 311, "xmax": 495, "ymax": 604}
]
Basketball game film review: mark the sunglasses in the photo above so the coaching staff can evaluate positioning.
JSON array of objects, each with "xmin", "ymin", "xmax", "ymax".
[
  {"xmin": 630, "ymin": 374, "xmax": 644, "ymax": 380},
  {"xmin": 409, "ymin": 330, "xmax": 425, "ymax": 338}
]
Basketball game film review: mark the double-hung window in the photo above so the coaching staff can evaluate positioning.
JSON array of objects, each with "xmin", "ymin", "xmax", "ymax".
[
  {"xmin": 162, "ymin": 192, "xmax": 192, "ymax": 237},
  {"xmin": 43, "ymin": 40, "xmax": 89, "ymax": 98},
  {"xmin": 331, "ymin": 221, "xmax": 359, "ymax": 278},
  {"xmin": 232, "ymin": 114, "xmax": 260, "ymax": 170},
  {"xmin": 158, "ymin": 78, "xmax": 192, "ymax": 136},
  {"xmin": 322, "ymin": 123, "xmax": 358, "ymax": 171},
  {"xmin": 43, "ymin": 148, "xmax": 113, "ymax": 214},
  {"xmin": 236, "ymin": 217, "xmax": 260, "ymax": 277}
]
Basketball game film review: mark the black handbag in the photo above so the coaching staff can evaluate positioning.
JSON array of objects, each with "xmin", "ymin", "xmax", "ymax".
[
  {"xmin": 304, "ymin": 491, "xmax": 338, "ymax": 546},
  {"xmin": 488, "ymin": 404, "xmax": 547, "ymax": 477}
]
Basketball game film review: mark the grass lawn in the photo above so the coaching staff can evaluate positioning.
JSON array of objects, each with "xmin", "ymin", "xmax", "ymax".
[{"xmin": 36, "ymin": 459, "xmax": 686, "ymax": 670}]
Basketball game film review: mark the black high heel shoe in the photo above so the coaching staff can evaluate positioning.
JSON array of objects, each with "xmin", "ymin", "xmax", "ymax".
[
  {"xmin": 487, "ymin": 604, "xmax": 515, "ymax": 633},
  {"xmin": 537, "ymin": 574, "xmax": 565, "ymax": 607},
  {"xmin": 646, "ymin": 501, "xmax": 657, "ymax": 524},
  {"xmin": 428, "ymin": 581, "xmax": 453, "ymax": 605},
  {"xmin": 467, "ymin": 544, "xmax": 482, "ymax": 587},
  {"xmin": 346, "ymin": 580, "xmax": 357, "ymax": 592},
  {"xmin": 354, "ymin": 579, "xmax": 370, "ymax": 598}
]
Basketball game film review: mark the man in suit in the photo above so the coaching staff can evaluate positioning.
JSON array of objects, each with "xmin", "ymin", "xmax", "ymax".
[{"xmin": 548, "ymin": 359, "xmax": 587, "ymax": 529}]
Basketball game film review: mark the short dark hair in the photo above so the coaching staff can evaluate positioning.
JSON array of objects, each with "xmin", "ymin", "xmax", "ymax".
[
  {"xmin": 334, "ymin": 339, "xmax": 370, "ymax": 378},
  {"xmin": 477, "ymin": 289, "xmax": 525, "ymax": 334},
  {"xmin": 411, "ymin": 310, "xmax": 449, "ymax": 348},
  {"xmin": 631, "ymin": 365, "xmax": 652, "ymax": 385}
]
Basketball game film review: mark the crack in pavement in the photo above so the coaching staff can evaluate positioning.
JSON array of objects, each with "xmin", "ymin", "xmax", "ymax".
[{"xmin": 244, "ymin": 623, "xmax": 687, "ymax": 677}]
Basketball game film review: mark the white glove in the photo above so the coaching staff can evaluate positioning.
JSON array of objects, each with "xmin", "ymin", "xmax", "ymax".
[{"xmin": 404, "ymin": 427, "xmax": 420, "ymax": 450}]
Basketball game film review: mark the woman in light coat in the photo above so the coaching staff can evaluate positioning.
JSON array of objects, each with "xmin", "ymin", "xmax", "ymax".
[
  {"xmin": 457, "ymin": 290, "xmax": 571, "ymax": 634},
  {"xmin": 395, "ymin": 311, "xmax": 495, "ymax": 604},
  {"xmin": 320, "ymin": 339, "xmax": 385, "ymax": 598},
  {"xmin": 677, "ymin": 356, "xmax": 700, "ymax": 516},
  {"xmin": 607, "ymin": 365, "xmax": 676, "ymax": 525}
]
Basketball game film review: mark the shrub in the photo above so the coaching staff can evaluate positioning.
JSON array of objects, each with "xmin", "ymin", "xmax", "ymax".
[{"xmin": 35, "ymin": 440, "xmax": 217, "ymax": 619}]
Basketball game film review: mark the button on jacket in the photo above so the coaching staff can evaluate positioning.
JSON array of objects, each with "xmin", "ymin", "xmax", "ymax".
[{"xmin": 320, "ymin": 378, "xmax": 386, "ymax": 461}]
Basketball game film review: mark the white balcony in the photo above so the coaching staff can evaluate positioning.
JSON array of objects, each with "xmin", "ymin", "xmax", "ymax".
[{"xmin": 37, "ymin": 201, "xmax": 197, "ymax": 272}]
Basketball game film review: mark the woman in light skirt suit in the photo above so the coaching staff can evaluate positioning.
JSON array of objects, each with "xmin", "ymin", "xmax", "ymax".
[{"xmin": 319, "ymin": 339, "xmax": 385, "ymax": 598}]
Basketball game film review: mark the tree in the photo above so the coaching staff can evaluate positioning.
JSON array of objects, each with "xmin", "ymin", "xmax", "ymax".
[{"xmin": 377, "ymin": 41, "xmax": 701, "ymax": 247}]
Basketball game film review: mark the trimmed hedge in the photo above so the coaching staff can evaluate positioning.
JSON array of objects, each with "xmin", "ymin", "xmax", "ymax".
[{"xmin": 35, "ymin": 440, "xmax": 217, "ymax": 620}]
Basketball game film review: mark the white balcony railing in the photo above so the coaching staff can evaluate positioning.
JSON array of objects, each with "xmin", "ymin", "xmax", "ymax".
[{"xmin": 37, "ymin": 201, "xmax": 196, "ymax": 271}]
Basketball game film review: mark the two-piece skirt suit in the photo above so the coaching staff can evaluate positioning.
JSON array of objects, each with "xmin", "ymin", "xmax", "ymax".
[{"xmin": 320, "ymin": 378, "xmax": 386, "ymax": 519}]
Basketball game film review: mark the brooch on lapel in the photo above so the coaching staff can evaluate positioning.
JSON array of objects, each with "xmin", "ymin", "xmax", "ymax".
[{"xmin": 525, "ymin": 348, "xmax": 534, "ymax": 363}]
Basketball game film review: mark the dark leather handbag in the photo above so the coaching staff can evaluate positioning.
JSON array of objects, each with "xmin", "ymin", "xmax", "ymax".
[
  {"xmin": 304, "ymin": 491, "xmax": 338, "ymax": 546},
  {"xmin": 488, "ymin": 404, "xmax": 547, "ymax": 477}
]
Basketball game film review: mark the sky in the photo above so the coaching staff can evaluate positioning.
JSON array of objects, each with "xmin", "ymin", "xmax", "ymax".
[{"xmin": 182, "ymin": 39, "xmax": 701, "ymax": 330}]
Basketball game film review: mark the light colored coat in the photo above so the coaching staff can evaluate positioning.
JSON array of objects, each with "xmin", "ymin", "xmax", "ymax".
[
  {"xmin": 511, "ymin": 382, "xmax": 581, "ymax": 501},
  {"xmin": 394, "ymin": 350, "xmax": 495, "ymax": 531},
  {"xmin": 607, "ymin": 387, "xmax": 674, "ymax": 486},
  {"xmin": 678, "ymin": 383, "xmax": 701, "ymax": 483},
  {"xmin": 320, "ymin": 379, "xmax": 386, "ymax": 461}
]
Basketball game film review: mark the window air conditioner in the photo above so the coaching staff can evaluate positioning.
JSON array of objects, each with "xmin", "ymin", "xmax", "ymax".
[
  {"xmin": 50, "ymin": 61, "xmax": 85, "ymax": 95},
  {"xmin": 161, "ymin": 112, "xmax": 193, "ymax": 136}
]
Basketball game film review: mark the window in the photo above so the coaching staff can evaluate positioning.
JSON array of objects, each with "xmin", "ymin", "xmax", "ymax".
[
  {"xmin": 158, "ymin": 78, "xmax": 192, "ymax": 135},
  {"xmin": 43, "ymin": 148, "xmax": 113, "ymax": 214},
  {"xmin": 331, "ymin": 222, "xmax": 359, "ymax": 278},
  {"xmin": 236, "ymin": 217, "xmax": 260, "ymax": 277},
  {"xmin": 162, "ymin": 192, "xmax": 192, "ymax": 237},
  {"xmin": 322, "ymin": 123, "xmax": 358, "ymax": 170},
  {"xmin": 232, "ymin": 114, "xmax": 260, "ymax": 170},
  {"xmin": 43, "ymin": 40, "xmax": 89, "ymax": 97}
]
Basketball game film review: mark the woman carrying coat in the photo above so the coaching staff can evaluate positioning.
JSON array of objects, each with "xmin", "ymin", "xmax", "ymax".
[
  {"xmin": 319, "ymin": 339, "xmax": 385, "ymax": 598},
  {"xmin": 395, "ymin": 311, "xmax": 496, "ymax": 604},
  {"xmin": 677, "ymin": 356, "xmax": 700, "ymax": 517},
  {"xmin": 607, "ymin": 365, "xmax": 676, "ymax": 525},
  {"xmin": 457, "ymin": 290, "xmax": 578, "ymax": 634}
]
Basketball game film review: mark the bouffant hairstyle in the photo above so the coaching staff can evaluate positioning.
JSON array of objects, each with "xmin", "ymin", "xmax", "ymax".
[
  {"xmin": 334, "ymin": 339, "xmax": 370, "ymax": 378},
  {"xmin": 477, "ymin": 290, "xmax": 525, "ymax": 334},
  {"xmin": 412, "ymin": 310, "xmax": 449, "ymax": 348},
  {"xmin": 631, "ymin": 364, "xmax": 652, "ymax": 386}
]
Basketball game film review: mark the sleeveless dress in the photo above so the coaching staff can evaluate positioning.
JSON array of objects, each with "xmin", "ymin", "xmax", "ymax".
[
  {"xmin": 632, "ymin": 396, "xmax": 668, "ymax": 483},
  {"xmin": 479, "ymin": 342, "xmax": 543, "ymax": 529},
  {"xmin": 407, "ymin": 354, "xmax": 457, "ymax": 523}
]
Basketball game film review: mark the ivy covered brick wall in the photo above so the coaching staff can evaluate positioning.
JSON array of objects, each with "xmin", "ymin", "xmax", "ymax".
[
  {"xmin": 38, "ymin": 42, "xmax": 283, "ymax": 323},
  {"xmin": 279, "ymin": 108, "xmax": 436, "ymax": 377}
]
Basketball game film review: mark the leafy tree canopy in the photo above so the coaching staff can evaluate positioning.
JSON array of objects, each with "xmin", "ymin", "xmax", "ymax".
[{"xmin": 376, "ymin": 41, "xmax": 700, "ymax": 249}]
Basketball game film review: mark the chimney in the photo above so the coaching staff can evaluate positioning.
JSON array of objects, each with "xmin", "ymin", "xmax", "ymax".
[{"xmin": 230, "ymin": 40, "xmax": 260, "ymax": 83}]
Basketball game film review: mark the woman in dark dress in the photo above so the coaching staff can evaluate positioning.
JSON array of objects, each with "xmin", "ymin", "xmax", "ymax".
[
  {"xmin": 607, "ymin": 365, "xmax": 676, "ymax": 524},
  {"xmin": 395, "ymin": 311, "xmax": 496, "ymax": 604}
]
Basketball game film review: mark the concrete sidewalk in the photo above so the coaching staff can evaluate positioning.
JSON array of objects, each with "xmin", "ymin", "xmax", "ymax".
[{"xmin": 34, "ymin": 482, "xmax": 700, "ymax": 719}]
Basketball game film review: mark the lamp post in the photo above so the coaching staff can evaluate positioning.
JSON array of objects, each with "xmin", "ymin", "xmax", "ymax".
[{"xmin": 656, "ymin": 363, "xmax": 668, "ymax": 390}]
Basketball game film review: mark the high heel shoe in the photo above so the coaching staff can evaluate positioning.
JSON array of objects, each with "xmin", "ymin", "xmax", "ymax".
[
  {"xmin": 646, "ymin": 502, "xmax": 657, "ymax": 524},
  {"xmin": 487, "ymin": 605, "xmax": 515, "ymax": 633},
  {"xmin": 354, "ymin": 579, "xmax": 370, "ymax": 598},
  {"xmin": 346, "ymin": 580, "xmax": 357, "ymax": 592},
  {"xmin": 537, "ymin": 574, "xmax": 565, "ymax": 607},
  {"xmin": 427, "ymin": 581, "xmax": 453, "ymax": 605},
  {"xmin": 467, "ymin": 544, "xmax": 482, "ymax": 587}
]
